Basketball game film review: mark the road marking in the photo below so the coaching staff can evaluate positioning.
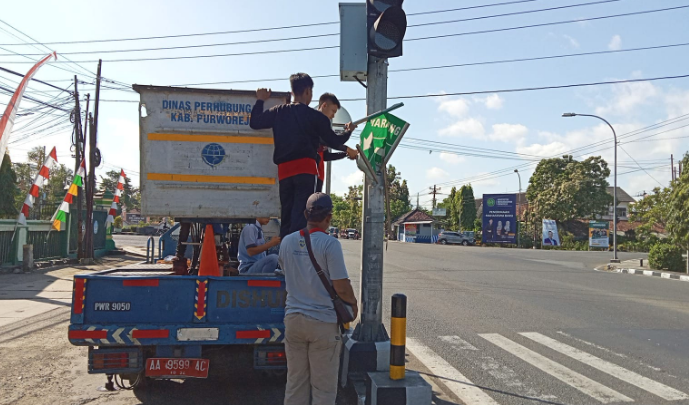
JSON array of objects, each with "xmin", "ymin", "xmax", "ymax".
[
  {"xmin": 479, "ymin": 333, "xmax": 632, "ymax": 403},
  {"xmin": 556, "ymin": 331, "xmax": 628, "ymax": 359},
  {"xmin": 478, "ymin": 355, "xmax": 557, "ymax": 402},
  {"xmin": 521, "ymin": 332, "xmax": 689, "ymax": 401},
  {"xmin": 406, "ymin": 338, "xmax": 500, "ymax": 405},
  {"xmin": 439, "ymin": 335, "xmax": 478, "ymax": 351}
]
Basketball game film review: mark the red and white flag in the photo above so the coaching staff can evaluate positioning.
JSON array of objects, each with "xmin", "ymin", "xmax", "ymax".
[
  {"xmin": 17, "ymin": 146, "xmax": 58, "ymax": 225},
  {"xmin": 0, "ymin": 52, "xmax": 57, "ymax": 159},
  {"xmin": 106, "ymin": 169, "xmax": 126, "ymax": 226}
]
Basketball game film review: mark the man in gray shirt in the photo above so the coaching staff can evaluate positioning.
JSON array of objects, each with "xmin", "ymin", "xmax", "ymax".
[{"xmin": 279, "ymin": 193, "xmax": 358, "ymax": 405}]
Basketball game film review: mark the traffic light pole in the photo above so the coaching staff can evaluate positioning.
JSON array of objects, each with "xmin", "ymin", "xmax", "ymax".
[{"xmin": 354, "ymin": 55, "xmax": 389, "ymax": 342}]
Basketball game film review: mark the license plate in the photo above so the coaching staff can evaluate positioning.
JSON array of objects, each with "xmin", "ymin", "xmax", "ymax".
[{"xmin": 145, "ymin": 358, "xmax": 209, "ymax": 378}]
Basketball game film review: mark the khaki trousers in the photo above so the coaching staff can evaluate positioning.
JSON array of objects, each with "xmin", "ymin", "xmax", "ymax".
[{"xmin": 284, "ymin": 313, "xmax": 342, "ymax": 405}]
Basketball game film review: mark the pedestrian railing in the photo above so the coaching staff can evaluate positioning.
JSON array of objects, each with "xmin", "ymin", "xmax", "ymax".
[
  {"xmin": 0, "ymin": 231, "xmax": 15, "ymax": 265},
  {"xmin": 27, "ymin": 230, "xmax": 67, "ymax": 261}
]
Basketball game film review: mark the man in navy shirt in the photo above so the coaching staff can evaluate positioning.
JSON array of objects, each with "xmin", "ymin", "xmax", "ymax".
[{"xmin": 250, "ymin": 73, "xmax": 356, "ymax": 237}]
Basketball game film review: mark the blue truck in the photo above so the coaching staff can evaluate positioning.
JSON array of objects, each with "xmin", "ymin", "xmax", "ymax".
[{"xmin": 68, "ymin": 85, "xmax": 292, "ymax": 388}]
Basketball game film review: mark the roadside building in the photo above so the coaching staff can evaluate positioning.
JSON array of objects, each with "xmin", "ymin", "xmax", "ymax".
[{"xmin": 393, "ymin": 209, "xmax": 441, "ymax": 243}]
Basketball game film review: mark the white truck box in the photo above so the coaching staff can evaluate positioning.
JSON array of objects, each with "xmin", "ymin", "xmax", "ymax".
[{"xmin": 133, "ymin": 85, "xmax": 290, "ymax": 219}]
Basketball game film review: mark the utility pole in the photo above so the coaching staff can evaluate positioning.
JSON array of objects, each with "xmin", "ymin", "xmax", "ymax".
[
  {"xmin": 325, "ymin": 159, "xmax": 332, "ymax": 195},
  {"xmin": 671, "ymin": 154, "xmax": 675, "ymax": 181},
  {"xmin": 416, "ymin": 192, "xmax": 419, "ymax": 209},
  {"xmin": 428, "ymin": 185, "xmax": 441, "ymax": 209},
  {"xmin": 84, "ymin": 60, "xmax": 102, "ymax": 262},
  {"xmin": 354, "ymin": 55, "xmax": 388, "ymax": 342},
  {"xmin": 72, "ymin": 76, "xmax": 84, "ymax": 259}
]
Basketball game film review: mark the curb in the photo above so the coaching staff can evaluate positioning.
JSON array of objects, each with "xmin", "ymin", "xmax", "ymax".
[{"xmin": 613, "ymin": 268, "xmax": 689, "ymax": 283}]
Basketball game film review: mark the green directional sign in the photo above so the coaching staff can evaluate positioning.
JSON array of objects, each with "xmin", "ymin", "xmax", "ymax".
[{"xmin": 359, "ymin": 112, "xmax": 410, "ymax": 171}]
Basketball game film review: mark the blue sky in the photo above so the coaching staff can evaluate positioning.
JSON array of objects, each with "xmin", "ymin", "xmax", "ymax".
[{"xmin": 2, "ymin": 0, "xmax": 688, "ymax": 209}]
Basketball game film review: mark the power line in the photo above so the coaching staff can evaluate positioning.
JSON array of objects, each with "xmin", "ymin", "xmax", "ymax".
[
  {"xmin": 3, "ymin": 4, "xmax": 685, "ymax": 64},
  {"xmin": 0, "ymin": 0, "xmax": 545, "ymax": 46},
  {"xmin": 1, "ymin": 0, "xmax": 621, "ymax": 57},
  {"xmin": 0, "ymin": 65, "xmax": 72, "ymax": 93},
  {"xmin": 0, "ymin": 84, "xmax": 71, "ymax": 111},
  {"xmin": 341, "ymin": 74, "xmax": 689, "ymax": 101},
  {"xmin": 174, "ymin": 41, "xmax": 689, "ymax": 87},
  {"xmin": 619, "ymin": 145, "xmax": 666, "ymax": 187}
]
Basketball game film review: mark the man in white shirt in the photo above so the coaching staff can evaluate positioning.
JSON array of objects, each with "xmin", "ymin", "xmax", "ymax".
[
  {"xmin": 237, "ymin": 218, "xmax": 281, "ymax": 274},
  {"xmin": 279, "ymin": 193, "xmax": 358, "ymax": 405}
]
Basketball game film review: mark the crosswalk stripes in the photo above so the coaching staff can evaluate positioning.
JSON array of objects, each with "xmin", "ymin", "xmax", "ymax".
[
  {"xmin": 407, "ymin": 338, "xmax": 501, "ymax": 405},
  {"xmin": 479, "ymin": 333, "xmax": 633, "ymax": 403},
  {"xmin": 407, "ymin": 332, "xmax": 688, "ymax": 404},
  {"xmin": 520, "ymin": 332, "xmax": 689, "ymax": 401}
]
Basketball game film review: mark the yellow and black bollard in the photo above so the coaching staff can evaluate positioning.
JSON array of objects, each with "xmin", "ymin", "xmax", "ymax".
[{"xmin": 390, "ymin": 293, "xmax": 407, "ymax": 380}]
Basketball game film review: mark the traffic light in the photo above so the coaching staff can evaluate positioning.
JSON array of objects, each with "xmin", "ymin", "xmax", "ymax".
[{"xmin": 367, "ymin": 0, "xmax": 407, "ymax": 58}]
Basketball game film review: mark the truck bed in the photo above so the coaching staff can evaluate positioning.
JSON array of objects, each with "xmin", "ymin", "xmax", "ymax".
[{"xmin": 68, "ymin": 263, "xmax": 286, "ymax": 347}]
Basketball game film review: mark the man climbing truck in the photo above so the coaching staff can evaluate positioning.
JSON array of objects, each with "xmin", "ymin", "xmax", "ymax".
[{"xmin": 68, "ymin": 85, "xmax": 292, "ymax": 390}]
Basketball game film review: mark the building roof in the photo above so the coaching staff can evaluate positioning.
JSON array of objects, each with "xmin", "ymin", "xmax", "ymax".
[
  {"xmin": 393, "ymin": 209, "xmax": 436, "ymax": 226},
  {"xmin": 607, "ymin": 187, "xmax": 635, "ymax": 203}
]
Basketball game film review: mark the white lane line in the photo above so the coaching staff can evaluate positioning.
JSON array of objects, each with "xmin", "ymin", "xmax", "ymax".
[
  {"xmin": 479, "ymin": 333, "xmax": 632, "ymax": 404},
  {"xmin": 522, "ymin": 332, "xmax": 689, "ymax": 401},
  {"xmin": 439, "ymin": 335, "xmax": 478, "ymax": 350},
  {"xmin": 407, "ymin": 338, "xmax": 500, "ymax": 405}
]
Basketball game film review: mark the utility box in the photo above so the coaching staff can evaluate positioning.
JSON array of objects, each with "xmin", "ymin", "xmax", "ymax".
[
  {"xmin": 133, "ymin": 85, "xmax": 290, "ymax": 220},
  {"xmin": 339, "ymin": 3, "xmax": 367, "ymax": 82}
]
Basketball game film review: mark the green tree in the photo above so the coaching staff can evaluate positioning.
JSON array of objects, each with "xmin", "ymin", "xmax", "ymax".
[
  {"xmin": 457, "ymin": 184, "xmax": 477, "ymax": 231},
  {"xmin": 526, "ymin": 155, "xmax": 612, "ymax": 223},
  {"xmin": 667, "ymin": 152, "xmax": 689, "ymax": 260},
  {"xmin": 0, "ymin": 154, "xmax": 20, "ymax": 218},
  {"xmin": 386, "ymin": 165, "xmax": 411, "ymax": 221},
  {"xmin": 332, "ymin": 185, "xmax": 363, "ymax": 230},
  {"xmin": 99, "ymin": 170, "xmax": 140, "ymax": 210},
  {"xmin": 630, "ymin": 187, "xmax": 670, "ymax": 238},
  {"xmin": 438, "ymin": 187, "xmax": 458, "ymax": 229}
]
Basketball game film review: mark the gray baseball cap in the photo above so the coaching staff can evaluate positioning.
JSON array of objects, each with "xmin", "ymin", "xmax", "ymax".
[{"xmin": 305, "ymin": 192, "xmax": 333, "ymax": 219}]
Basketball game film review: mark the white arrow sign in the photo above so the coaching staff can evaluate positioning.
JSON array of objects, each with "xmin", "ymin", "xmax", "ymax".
[
  {"xmin": 270, "ymin": 328, "xmax": 282, "ymax": 343},
  {"xmin": 113, "ymin": 328, "xmax": 125, "ymax": 345}
]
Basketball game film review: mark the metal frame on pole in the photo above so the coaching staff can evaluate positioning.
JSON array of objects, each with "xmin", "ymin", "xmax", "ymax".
[{"xmin": 562, "ymin": 113, "xmax": 619, "ymax": 263}]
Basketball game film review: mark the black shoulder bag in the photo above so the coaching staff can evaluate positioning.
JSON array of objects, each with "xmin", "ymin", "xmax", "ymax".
[{"xmin": 301, "ymin": 229, "xmax": 355, "ymax": 327}]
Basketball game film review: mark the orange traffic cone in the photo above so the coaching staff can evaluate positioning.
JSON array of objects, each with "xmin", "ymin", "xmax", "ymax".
[{"xmin": 198, "ymin": 224, "xmax": 220, "ymax": 276}]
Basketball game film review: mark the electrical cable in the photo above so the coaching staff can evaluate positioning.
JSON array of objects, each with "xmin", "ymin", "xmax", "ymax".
[
  {"xmin": 3, "ymin": 4, "xmax": 685, "ymax": 64},
  {"xmin": 1, "ymin": 1, "xmax": 622, "ymax": 57},
  {"xmin": 0, "ymin": 0, "xmax": 548, "ymax": 46},
  {"xmin": 618, "ymin": 145, "xmax": 664, "ymax": 187}
]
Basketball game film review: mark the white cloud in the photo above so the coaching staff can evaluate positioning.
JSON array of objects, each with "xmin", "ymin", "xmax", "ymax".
[
  {"xmin": 595, "ymin": 77, "xmax": 659, "ymax": 116},
  {"xmin": 563, "ymin": 35, "xmax": 580, "ymax": 48},
  {"xmin": 438, "ymin": 98, "xmax": 470, "ymax": 117},
  {"xmin": 340, "ymin": 171, "xmax": 362, "ymax": 186},
  {"xmin": 665, "ymin": 89, "xmax": 689, "ymax": 117},
  {"xmin": 489, "ymin": 123, "xmax": 528, "ymax": 143},
  {"xmin": 517, "ymin": 141, "xmax": 570, "ymax": 157},
  {"xmin": 608, "ymin": 35, "xmax": 622, "ymax": 51},
  {"xmin": 426, "ymin": 167, "xmax": 449, "ymax": 180},
  {"xmin": 439, "ymin": 118, "xmax": 485, "ymax": 137},
  {"xmin": 484, "ymin": 94, "xmax": 504, "ymax": 110},
  {"xmin": 439, "ymin": 152, "xmax": 465, "ymax": 165}
]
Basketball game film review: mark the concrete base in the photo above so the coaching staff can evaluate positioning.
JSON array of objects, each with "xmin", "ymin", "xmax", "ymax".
[
  {"xmin": 610, "ymin": 259, "xmax": 621, "ymax": 263},
  {"xmin": 364, "ymin": 371, "xmax": 431, "ymax": 405},
  {"xmin": 341, "ymin": 334, "xmax": 390, "ymax": 387}
]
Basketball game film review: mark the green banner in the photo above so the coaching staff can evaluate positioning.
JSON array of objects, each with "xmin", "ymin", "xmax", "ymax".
[{"xmin": 360, "ymin": 112, "xmax": 409, "ymax": 171}]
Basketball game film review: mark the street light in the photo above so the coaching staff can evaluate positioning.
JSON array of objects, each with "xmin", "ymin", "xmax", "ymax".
[
  {"xmin": 562, "ymin": 112, "xmax": 619, "ymax": 263},
  {"xmin": 514, "ymin": 169, "xmax": 522, "ymax": 248}
]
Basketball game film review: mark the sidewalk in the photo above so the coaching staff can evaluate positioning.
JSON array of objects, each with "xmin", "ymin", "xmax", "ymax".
[
  {"xmin": 0, "ymin": 256, "xmax": 141, "ymax": 327},
  {"xmin": 598, "ymin": 258, "xmax": 689, "ymax": 283}
]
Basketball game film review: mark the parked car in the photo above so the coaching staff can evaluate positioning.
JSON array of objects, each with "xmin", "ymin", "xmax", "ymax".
[
  {"xmin": 437, "ymin": 231, "xmax": 475, "ymax": 246},
  {"xmin": 347, "ymin": 228, "xmax": 360, "ymax": 240}
]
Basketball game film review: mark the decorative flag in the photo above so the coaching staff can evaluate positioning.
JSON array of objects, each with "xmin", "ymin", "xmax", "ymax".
[
  {"xmin": 105, "ymin": 169, "xmax": 126, "ymax": 226},
  {"xmin": 0, "ymin": 52, "xmax": 57, "ymax": 160},
  {"xmin": 359, "ymin": 112, "xmax": 410, "ymax": 171},
  {"xmin": 16, "ymin": 147, "xmax": 58, "ymax": 225},
  {"xmin": 50, "ymin": 159, "xmax": 85, "ymax": 231}
]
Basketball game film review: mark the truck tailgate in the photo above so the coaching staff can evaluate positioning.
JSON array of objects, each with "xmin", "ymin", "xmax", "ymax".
[{"xmin": 69, "ymin": 264, "xmax": 286, "ymax": 346}]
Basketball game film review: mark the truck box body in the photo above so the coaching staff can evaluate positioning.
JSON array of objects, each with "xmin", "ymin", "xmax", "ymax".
[
  {"xmin": 133, "ymin": 85, "xmax": 290, "ymax": 219},
  {"xmin": 68, "ymin": 264, "xmax": 286, "ymax": 347}
]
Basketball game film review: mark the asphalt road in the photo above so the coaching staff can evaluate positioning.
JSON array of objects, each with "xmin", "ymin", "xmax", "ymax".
[
  {"xmin": 4, "ymin": 239, "xmax": 687, "ymax": 405},
  {"xmin": 336, "ymin": 240, "xmax": 689, "ymax": 405}
]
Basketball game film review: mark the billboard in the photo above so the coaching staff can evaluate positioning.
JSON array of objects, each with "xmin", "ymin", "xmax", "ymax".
[
  {"xmin": 542, "ymin": 219, "xmax": 560, "ymax": 246},
  {"xmin": 432, "ymin": 208, "xmax": 447, "ymax": 217},
  {"xmin": 482, "ymin": 194, "xmax": 517, "ymax": 244},
  {"xmin": 589, "ymin": 221, "xmax": 610, "ymax": 248}
]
